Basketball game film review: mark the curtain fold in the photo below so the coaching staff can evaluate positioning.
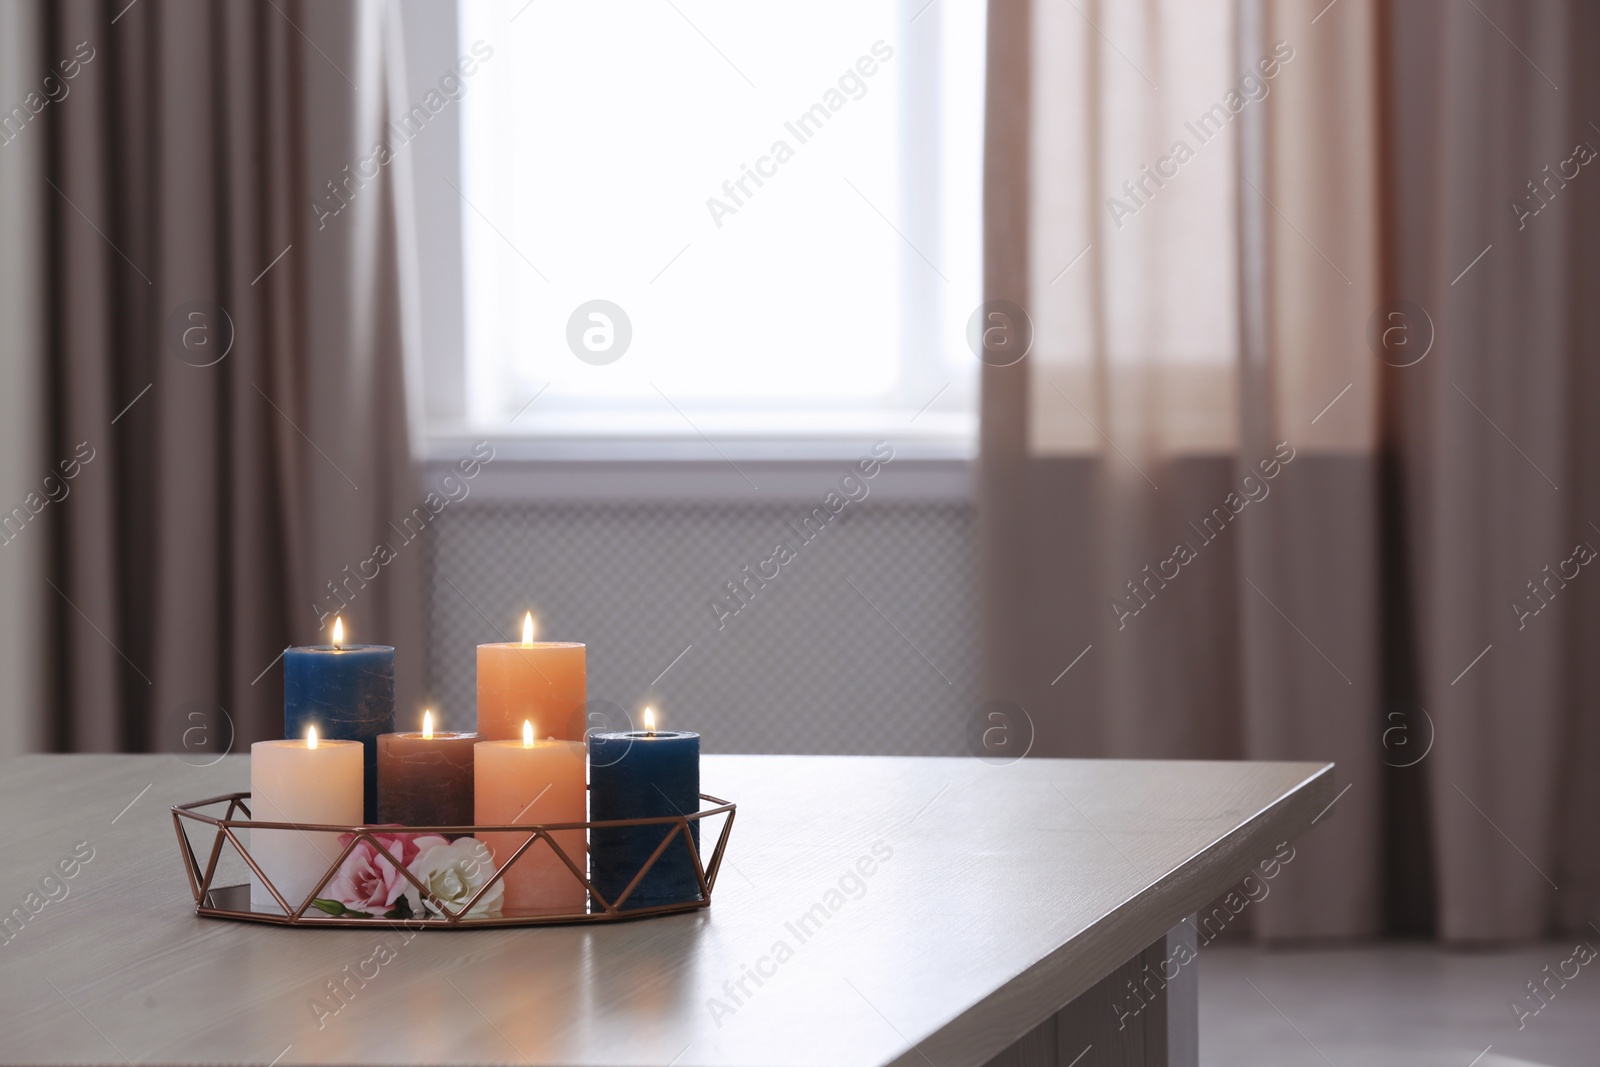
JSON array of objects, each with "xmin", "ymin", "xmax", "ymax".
[
  {"xmin": 982, "ymin": 0, "xmax": 1600, "ymax": 940},
  {"xmin": 1232, "ymin": 0, "xmax": 1383, "ymax": 940},
  {"xmin": 46, "ymin": 0, "xmax": 424, "ymax": 756},
  {"xmin": 1385, "ymin": 0, "xmax": 1599, "ymax": 941}
]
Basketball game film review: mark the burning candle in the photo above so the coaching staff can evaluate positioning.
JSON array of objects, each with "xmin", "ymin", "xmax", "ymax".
[
  {"xmin": 376, "ymin": 710, "xmax": 478, "ymax": 829},
  {"xmin": 475, "ymin": 720, "xmax": 588, "ymax": 915},
  {"xmin": 284, "ymin": 615, "xmax": 394, "ymax": 822},
  {"xmin": 588, "ymin": 707, "xmax": 702, "ymax": 910},
  {"xmin": 476, "ymin": 612, "xmax": 586, "ymax": 741},
  {"xmin": 250, "ymin": 727, "xmax": 363, "ymax": 910}
]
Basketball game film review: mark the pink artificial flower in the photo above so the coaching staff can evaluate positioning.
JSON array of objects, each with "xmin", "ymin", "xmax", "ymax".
[{"xmin": 323, "ymin": 831, "xmax": 447, "ymax": 915}]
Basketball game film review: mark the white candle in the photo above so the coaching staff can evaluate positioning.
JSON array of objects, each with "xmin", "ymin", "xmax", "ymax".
[{"xmin": 250, "ymin": 731, "xmax": 363, "ymax": 909}]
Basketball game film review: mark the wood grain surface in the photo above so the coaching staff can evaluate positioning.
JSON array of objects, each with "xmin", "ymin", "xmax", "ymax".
[{"xmin": 0, "ymin": 754, "xmax": 1333, "ymax": 1066}]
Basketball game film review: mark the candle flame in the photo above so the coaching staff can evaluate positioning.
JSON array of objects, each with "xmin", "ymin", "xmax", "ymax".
[
  {"xmin": 332, "ymin": 616, "xmax": 344, "ymax": 648},
  {"xmin": 644, "ymin": 706, "xmax": 656, "ymax": 734},
  {"xmin": 522, "ymin": 611, "xmax": 535, "ymax": 647},
  {"xmin": 307, "ymin": 725, "xmax": 318, "ymax": 750},
  {"xmin": 422, "ymin": 709, "xmax": 434, "ymax": 740},
  {"xmin": 523, "ymin": 720, "xmax": 534, "ymax": 748}
]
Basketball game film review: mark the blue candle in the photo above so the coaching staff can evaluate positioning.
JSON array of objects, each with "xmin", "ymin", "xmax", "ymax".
[
  {"xmin": 588, "ymin": 714, "xmax": 701, "ymax": 910},
  {"xmin": 283, "ymin": 623, "xmax": 394, "ymax": 823}
]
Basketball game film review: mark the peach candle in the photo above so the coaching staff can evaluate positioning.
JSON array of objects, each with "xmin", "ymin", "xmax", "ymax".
[
  {"xmin": 476, "ymin": 612, "xmax": 586, "ymax": 741},
  {"xmin": 475, "ymin": 721, "xmax": 588, "ymax": 915},
  {"xmin": 250, "ymin": 729, "xmax": 363, "ymax": 909}
]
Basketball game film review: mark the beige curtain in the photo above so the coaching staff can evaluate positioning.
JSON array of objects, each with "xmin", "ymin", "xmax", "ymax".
[
  {"xmin": 983, "ymin": 0, "xmax": 1600, "ymax": 939},
  {"xmin": 45, "ymin": 0, "xmax": 425, "ymax": 755},
  {"xmin": 1384, "ymin": 0, "xmax": 1600, "ymax": 941}
]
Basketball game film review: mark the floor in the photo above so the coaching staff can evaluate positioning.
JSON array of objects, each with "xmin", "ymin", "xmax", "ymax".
[{"xmin": 1200, "ymin": 942, "xmax": 1600, "ymax": 1067}]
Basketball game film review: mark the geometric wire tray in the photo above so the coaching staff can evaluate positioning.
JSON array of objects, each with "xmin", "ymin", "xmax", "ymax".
[{"xmin": 171, "ymin": 790, "xmax": 736, "ymax": 927}]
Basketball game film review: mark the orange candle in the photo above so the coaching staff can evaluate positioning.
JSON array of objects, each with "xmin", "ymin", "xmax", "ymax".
[
  {"xmin": 476, "ymin": 612, "xmax": 586, "ymax": 741},
  {"xmin": 476, "ymin": 721, "xmax": 588, "ymax": 915}
]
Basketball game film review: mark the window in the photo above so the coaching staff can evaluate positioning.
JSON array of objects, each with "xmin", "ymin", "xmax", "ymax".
[{"xmin": 444, "ymin": 0, "xmax": 985, "ymax": 450}]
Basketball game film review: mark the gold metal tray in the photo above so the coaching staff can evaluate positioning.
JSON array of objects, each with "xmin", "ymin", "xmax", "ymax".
[{"xmin": 170, "ymin": 790, "xmax": 735, "ymax": 927}]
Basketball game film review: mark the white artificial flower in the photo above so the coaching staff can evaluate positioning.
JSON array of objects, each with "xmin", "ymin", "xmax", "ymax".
[{"xmin": 407, "ymin": 837, "xmax": 504, "ymax": 919}]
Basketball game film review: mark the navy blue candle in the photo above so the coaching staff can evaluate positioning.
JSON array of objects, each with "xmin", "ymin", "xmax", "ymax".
[
  {"xmin": 283, "ymin": 626, "xmax": 395, "ymax": 823},
  {"xmin": 588, "ymin": 720, "xmax": 701, "ymax": 910}
]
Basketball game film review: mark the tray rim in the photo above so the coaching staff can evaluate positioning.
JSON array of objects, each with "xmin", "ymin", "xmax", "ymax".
[{"xmin": 171, "ymin": 790, "xmax": 736, "ymax": 928}]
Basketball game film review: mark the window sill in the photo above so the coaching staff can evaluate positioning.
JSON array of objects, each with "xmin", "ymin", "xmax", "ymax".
[{"xmin": 419, "ymin": 430, "xmax": 974, "ymax": 504}]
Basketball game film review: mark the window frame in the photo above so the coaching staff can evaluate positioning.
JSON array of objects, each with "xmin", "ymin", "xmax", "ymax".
[{"xmin": 403, "ymin": 0, "xmax": 982, "ymax": 468}]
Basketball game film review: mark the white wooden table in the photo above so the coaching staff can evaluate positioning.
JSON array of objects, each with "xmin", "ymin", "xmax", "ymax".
[{"xmin": 0, "ymin": 754, "xmax": 1332, "ymax": 1066}]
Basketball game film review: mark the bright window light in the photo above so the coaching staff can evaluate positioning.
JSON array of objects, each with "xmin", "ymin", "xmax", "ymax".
[{"xmin": 456, "ymin": 0, "xmax": 985, "ymax": 441}]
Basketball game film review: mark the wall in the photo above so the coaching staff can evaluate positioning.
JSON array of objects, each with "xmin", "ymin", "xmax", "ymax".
[
  {"xmin": 425, "ymin": 492, "xmax": 979, "ymax": 755},
  {"xmin": 0, "ymin": 1, "xmax": 48, "ymax": 759}
]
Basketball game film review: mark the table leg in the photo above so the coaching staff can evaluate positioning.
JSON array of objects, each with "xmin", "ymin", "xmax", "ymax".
[{"xmin": 982, "ymin": 916, "xmax": 1199, "ymax": 1067}]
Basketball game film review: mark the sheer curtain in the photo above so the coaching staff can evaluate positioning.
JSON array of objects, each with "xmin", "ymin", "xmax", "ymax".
[
  {"xmin": 986, "ymin": 0, "xmax": 1600, "ymax": 941},
  {"xmin": 983, "ymin": 0, "xmax": 1385, "ymax": 938}
]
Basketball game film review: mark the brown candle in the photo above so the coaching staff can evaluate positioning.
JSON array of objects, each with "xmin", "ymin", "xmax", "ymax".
[{"xmin": 376, "ymin": 711, "xmax": 478, "ymax": 828}]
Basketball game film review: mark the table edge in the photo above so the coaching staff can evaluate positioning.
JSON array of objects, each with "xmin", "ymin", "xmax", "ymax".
[{"xmin": 903, "ymin": 760, "xmax": 1337, "ymax": 1067}]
